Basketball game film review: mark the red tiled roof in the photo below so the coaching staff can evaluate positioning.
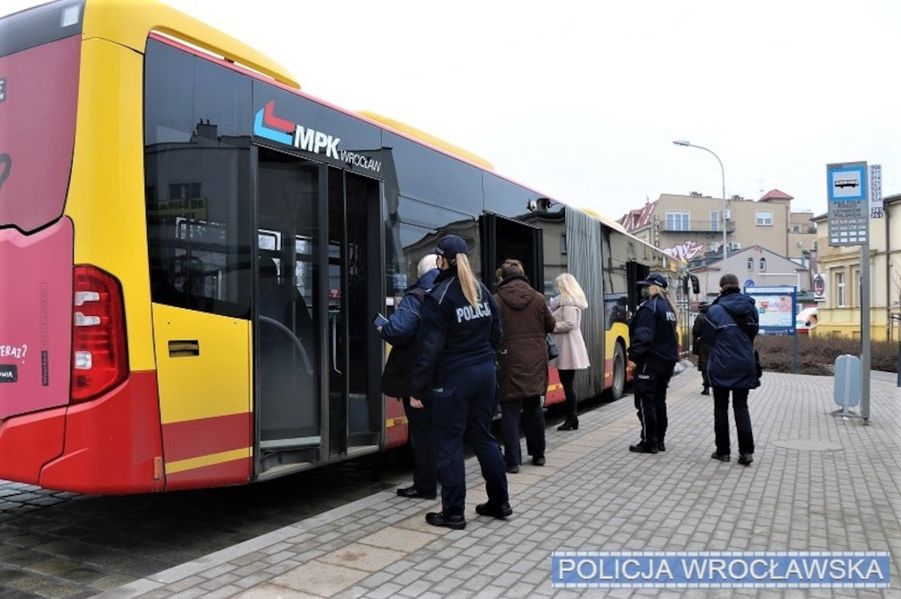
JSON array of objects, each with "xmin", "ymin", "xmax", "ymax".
[
  {"xmin": 760, "ymin": 189, "xmax": 794, "ymax": 201},
  {"xmin": 619, "ymin": 200, "xmax": 656, "ymax": 231}
]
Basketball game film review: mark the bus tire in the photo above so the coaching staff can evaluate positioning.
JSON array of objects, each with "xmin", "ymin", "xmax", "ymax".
[{"xmin": 611, "ymin": 341, "xmax": 626, "ymax": 400}]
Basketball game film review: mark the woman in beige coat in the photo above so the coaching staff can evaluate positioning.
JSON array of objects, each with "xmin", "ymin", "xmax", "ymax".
[{"xmin": 551, "ymin": 273, "xmax": 590, "ymax": 430}]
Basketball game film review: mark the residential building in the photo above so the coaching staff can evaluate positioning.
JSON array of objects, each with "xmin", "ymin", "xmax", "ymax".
[
  {"xmin": 812, "ymin": 193, "xmax": 901, "ymax": 341},
  {"xmin": 690, "ymin": 245, "xmax": 810, "ymax": 299},
  {"xmin": 620, "ymin": 189, "xmax": 817, "ymax": 264}
]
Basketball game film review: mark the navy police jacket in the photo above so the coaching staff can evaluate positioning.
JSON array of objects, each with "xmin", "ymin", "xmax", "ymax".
[
  {"xmin": 410, "ymin": 268, "xmax": 503, "ymax": 397},
  {"xmin": 380, "ymin": 269, "xmax": 439, "ymax": 347},
  {"xmin": 379, "ymin": 269, "xmax": 438, "ymax": 398},
  {"xmin": 628, "ymin": 294, "xmax": 678, "ymax": 366},
  {"xmin": 702, "ymin": 290, "xmax": 760, "ymax": 389}
]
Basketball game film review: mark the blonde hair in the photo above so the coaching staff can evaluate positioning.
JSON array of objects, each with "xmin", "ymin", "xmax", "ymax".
[
  {"xmin": 647, "ymin": 284, "xmax": 667, "ymax": 297},
  {"xmin": 417, "ymin": 254, "xmax": 438, "ymax": 278},
  {"xmin": 455, "ymin": 254, "xmax": 481, "ymax": 308},
  {"xmin": 555, "ymin": 273, "xmax": 587, "ymax": 309}
]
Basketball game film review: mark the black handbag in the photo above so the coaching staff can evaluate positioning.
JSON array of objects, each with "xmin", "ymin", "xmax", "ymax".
[{"xmin": 546, "ymin": 334, "xmax": 560, "ymax": 361}]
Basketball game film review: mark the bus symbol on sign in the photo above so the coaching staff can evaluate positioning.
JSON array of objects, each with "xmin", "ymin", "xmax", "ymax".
[{"xmin": 827, "ymin": 163, "xmax": 867, "ymax": 202}]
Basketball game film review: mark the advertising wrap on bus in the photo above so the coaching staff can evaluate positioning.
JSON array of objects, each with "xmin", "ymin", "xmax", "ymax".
[{"xmin": 0, "ymin": 8, "xmax": 82, "ymax": 421}]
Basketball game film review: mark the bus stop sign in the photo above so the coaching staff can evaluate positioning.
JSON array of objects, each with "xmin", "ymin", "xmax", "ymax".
[{"xmin": 827, "ymin": 161, "xmax": 868, "ymax": 247}]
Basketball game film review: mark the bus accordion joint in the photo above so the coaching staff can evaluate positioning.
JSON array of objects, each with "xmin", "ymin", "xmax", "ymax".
[{"xmin": 70, "ymin": 265, "xmax": 129, "ymax": 402}]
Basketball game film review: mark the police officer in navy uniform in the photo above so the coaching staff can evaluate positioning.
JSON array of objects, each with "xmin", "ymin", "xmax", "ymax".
[
  {"xmin": 410, "ymin": 234, "xmax": 509, "ymax": 530},
  {"xmin": 627, "ymin": 272, "xmax": 678, "ymax": 454}
]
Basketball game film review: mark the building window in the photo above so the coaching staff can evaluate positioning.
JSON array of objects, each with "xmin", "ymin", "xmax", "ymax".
[
  {"xmin": 791, "ymin": 224, "xmax": 802, "ymax": 233},
  {"xmin": 836, "ymin": 272, "xmax": 846, "ymax": 307},
  {"xmin": 759, "ymin": 257, "xmax": 766, "ymax": 272},
  {"xmin": 756, "ymin": 210, "xmax": 773, "ymax": 226},
  {"xmin": 666, "ymin": 211, "xmax": 689, "ymax": 231},
  {"xmin": 747, "ymin": 257, "xmax": 754, "ymax": 271},
  {"xmin": 709, "ymin": 210, "xmax": 720, "ymax": 231}
]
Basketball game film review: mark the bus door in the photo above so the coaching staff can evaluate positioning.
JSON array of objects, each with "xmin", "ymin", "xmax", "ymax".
[
  {"xmin": 327, "ymin": 169, "xmax": 383, "ymax": 457},
  {"xmin": 479, "ymin": 213, "xmax": 544, "ymax": 291},
  {"xmin": 626, "ymin": 261, "xmax": 650, "ymax": 314},
  {"xmin": 255, "ymin": 150, "xmax": 383, "ymax": 474},
  {"xmin": 256, "ymin": 150, "xmax": 322, "ymax": 471}
]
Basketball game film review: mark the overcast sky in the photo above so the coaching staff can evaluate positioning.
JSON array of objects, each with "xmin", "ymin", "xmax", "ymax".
[{"xmin": 6, "ymin": 1, "xmax": 900, "ymax": 220}]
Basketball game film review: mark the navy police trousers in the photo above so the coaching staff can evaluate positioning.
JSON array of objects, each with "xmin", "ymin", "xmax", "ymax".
[{"xmin": 430, "ymin": 361, "xmax": 508, "ymax": 516}]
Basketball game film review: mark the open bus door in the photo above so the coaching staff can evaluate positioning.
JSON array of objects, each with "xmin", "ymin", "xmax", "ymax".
[
  {"xmin": 626, "ymin": 261, "xmax": 650, "ymax": 315},
  {"xmin": 255, "ymin": 149, "xmax": 383, "ymax": 476},
  {"xmin": 479, "ymin": 213, "xmax": 544, "ymax": 292}
]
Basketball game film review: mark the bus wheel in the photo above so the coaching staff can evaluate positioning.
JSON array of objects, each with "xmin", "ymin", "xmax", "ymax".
[{"xmin": 611, "ymin": 342, "xmax": 626, "ymax": 400}]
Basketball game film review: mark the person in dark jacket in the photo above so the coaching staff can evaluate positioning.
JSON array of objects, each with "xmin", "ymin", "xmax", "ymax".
[
  {"xmin": 702, "ymin": 273, "xmax": 759, "ymax": 466},
  {"xmin": 379, "ymin": 254, "xmax": 440, "ymax": 500},
  {"xmin": 627, "ymin": 272, "xmax": 678, "ymax": 454},
  {"xmin": 494, "ymin": 259, "xmax": 556, "ymax": 472},
  {"xmin": 410, "ymin": 234, "xmax": 508, "ymax": 530},
  {"xmin": 691, "ymin": 302, "xmax": 712, "ymax": 395}
]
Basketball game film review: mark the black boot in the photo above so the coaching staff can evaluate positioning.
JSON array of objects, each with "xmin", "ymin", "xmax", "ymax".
[
  {"xmin": 557, "ymin": 415, "xmax": 579, "ymax": 431},
  {"xmin": 629, "ymin": 442, "xmax": 658, "ymax": 454},
  {"xmin": 425, "ymin": 512, "xmax": 466, "ymax": 530}
]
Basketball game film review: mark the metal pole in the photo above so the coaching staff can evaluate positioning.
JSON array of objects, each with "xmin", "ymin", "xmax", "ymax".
[
  {"xmin": 792, "ymin": 329, "xmax": 799, "ymax": 373},
  {"xmin": 720, "ymin": 163, "xmax": 727, "ymax": 261},
  {"xmin": 672, "ymin": 141, "xmax": 727, "ymax": 259},
  {"xmin": 860, "ymin": 241, "xmax": 871, "ymax": 421}
]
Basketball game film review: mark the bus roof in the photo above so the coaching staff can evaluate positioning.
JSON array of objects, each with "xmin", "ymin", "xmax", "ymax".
[
  {"xmin": 83, "ymin": 0, "xmax": 298, "ymax": 88},
  {"xmin": 84, "ymin": 0, "xmax": 668, "ymax": 263}
]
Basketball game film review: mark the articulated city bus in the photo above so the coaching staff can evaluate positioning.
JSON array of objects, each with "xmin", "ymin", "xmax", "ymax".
[{"xmin": 0, "ymin": 0, "xmax": 677, "ymax": 494}]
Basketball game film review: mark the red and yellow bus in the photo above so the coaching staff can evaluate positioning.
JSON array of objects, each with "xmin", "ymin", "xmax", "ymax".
[{"xmin": 0, "ymin": 0, "xmax": 675, "ymax": 494}]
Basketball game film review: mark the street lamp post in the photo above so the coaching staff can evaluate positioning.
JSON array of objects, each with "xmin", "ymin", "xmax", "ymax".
[{"xmin": 673, "ymin": 140, "xmax": 728, "ymax": 260}]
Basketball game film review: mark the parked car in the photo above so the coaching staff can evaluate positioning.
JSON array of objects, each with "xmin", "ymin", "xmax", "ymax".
[{"xmin": 796, "ymin": 307, "xmax": 818, "ymax": 334}]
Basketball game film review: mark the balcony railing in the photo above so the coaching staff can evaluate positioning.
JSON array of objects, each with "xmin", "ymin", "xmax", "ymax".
[{"xmin": 662, "ymin": 220, "xmax": 736, "ymax": 233}]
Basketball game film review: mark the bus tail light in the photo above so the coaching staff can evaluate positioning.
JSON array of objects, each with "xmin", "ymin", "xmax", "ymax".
[{"xmin": 71, "ymin": 265, "xmax": 128, "ymax": 402}]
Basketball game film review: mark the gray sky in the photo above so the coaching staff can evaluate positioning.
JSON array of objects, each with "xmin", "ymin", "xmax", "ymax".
[{"xmin": 6, "ymin": 0, "xmax": 900, "ymax": 220}]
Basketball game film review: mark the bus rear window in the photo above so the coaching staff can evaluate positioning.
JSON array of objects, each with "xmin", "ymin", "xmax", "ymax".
[{"xmin": 0, "ymin": 35, "xmax": 80, "ymax": 232}]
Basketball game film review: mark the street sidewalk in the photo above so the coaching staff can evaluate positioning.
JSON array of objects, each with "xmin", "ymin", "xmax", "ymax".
[{"xmin": 104, "ymin": 368, "xmax": 900, "ymax": 598}]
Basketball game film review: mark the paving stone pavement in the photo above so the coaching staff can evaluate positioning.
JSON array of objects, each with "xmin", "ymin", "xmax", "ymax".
[{"xmin": 102, "ymin": 369, "xmax": 900, "ymax": 598}]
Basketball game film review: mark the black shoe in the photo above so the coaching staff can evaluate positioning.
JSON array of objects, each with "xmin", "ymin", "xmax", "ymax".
[
  {"xmin": 475, "ymin": 502, "xmax": 513, "ymax": 520},
  {"xmin": 557, "ymin": 418, "xmax": 579, "ymax": 431},
  {"xmin": 657, "ymin": 442, "xmax": 666, "ymax": 452},
  {"xmin": 506, "ymin": 464, "xmax": 520, "ymax": 474},
  {"xmin": 701, "ymin": 388, "xmax": 710, "ymax": 396},
  {"xmin": 711, "ymin": 452, "xmax": 731, "ymax": 462},
  {"xmin": 629, "ymin": 442, "xmax": 659, "ymax": 454},
  {"xmin": 531, "ymin": 456, "xmax": 546, "ymax": 466},
  {"xmin": 396, "ymin": 486, "xmax": 437, "ymax": 499},
  {"xmin": 737, "ymin": 453, "xmax": 754, "ymax": 466},
  {"xmin": 425, "ymin": 511, "xmax": 466, "ymax": 530}
]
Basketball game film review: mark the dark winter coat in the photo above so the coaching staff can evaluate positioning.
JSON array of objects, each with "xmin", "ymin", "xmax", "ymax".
[
  {"xmin": 702, "ymin": 290, "xmax": 760, "ymax": 390},
  {"xmin": 410, "ymin": 267, "xmax": 503, "ymax": 398},
  {"xmin": 691, "ymin": 311, "xmax": 712, "ymax": 371},
  {"xmin": 493, "ymin": 276, "xmax": 556, "ymax": 402},
  {"xmin": 379, "ymin": 269, "xmax": 438, "ymax": 398},
  {"xmin": 628, "ymin": 294, "xmax": 678, "ymax": 367}
]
